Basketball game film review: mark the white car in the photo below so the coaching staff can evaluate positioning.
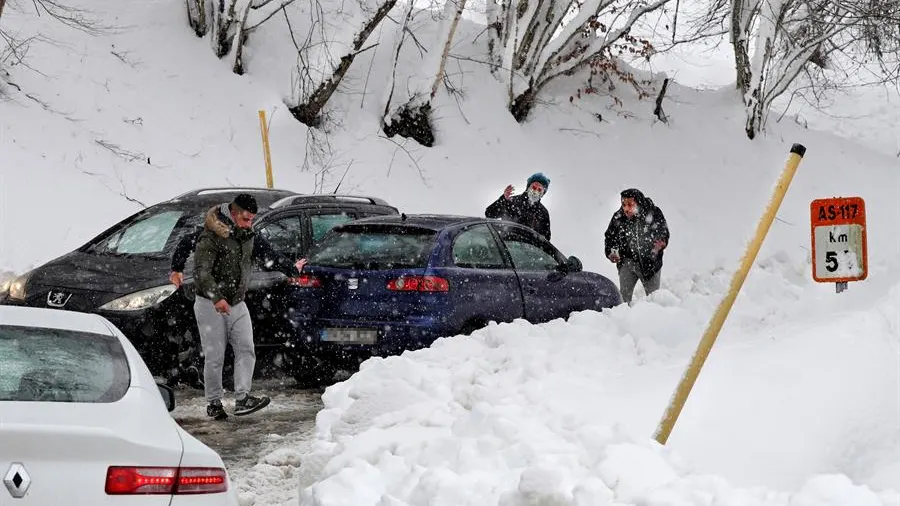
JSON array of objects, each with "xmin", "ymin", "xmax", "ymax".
[{"xmin": 0, "ymin": 305, "xmax": 240, "ymax": 505}]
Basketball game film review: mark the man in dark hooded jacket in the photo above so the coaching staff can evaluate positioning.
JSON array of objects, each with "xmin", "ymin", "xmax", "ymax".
[
  {"xmin": 485, "ymin": 172, "xmax": 551, "ymax": 240},
  {"xmin": 604, "ymin": 188, "xmax": 670, "ymax": 304}
]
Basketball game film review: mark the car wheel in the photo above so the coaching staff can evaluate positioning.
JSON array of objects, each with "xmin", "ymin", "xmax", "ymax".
[
  {"xmin": 164, "ymin": 328, "xmax": 205, "ymax": 389},
  {"xmin": 459, "ymin": 319, "xmax": 488, "ymax": 336},
  {"xmin": 290, "ymin": 356, "xmax": 335, "ymax": 389}
]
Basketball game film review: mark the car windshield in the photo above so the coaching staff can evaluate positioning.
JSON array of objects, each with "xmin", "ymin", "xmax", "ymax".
[
  {"xmin": 84, "ymin": 208, "xmax": 200, "ymax": 258},
  {"xmin": 0, "ymin": 325, "xmax": 131, "ymax": 403},
  {"xmin": 307, "ymin": 225, "xmax": 436, "ymax": 269}
]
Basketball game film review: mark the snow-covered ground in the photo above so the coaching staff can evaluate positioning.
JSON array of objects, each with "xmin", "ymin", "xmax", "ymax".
[
  {"xmin": 171, "ymin": 379, "xmax": 323, "ymax": 506},
  {"xmin": 3, "ymin": 0, "xmax": 900, "ymax": 505}
]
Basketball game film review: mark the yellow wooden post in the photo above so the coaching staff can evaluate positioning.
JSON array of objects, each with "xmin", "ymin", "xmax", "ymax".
[
  {"xmin": 653, "ymin": 143, "xmax": 807, "ymax": 445},
  {"xmin": 258, "ymin": 110, "xmax": 274, "ymax": 188}
]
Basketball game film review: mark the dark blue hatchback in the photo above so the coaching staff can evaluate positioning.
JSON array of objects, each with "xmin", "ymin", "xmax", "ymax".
[{"xmin": 281, "ymin": 214, "xmax": 621, "ymax": 385}]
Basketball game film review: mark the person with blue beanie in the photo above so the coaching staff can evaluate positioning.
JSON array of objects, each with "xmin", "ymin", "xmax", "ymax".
[{"xmin": 485, "ymin": 172, "xmax": 551, "ymax": 239}]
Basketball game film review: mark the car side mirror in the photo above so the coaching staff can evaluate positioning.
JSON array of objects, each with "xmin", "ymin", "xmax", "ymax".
[
  {"xmin": 566, "ymin": 256, "xmax": 583, "ymax": 273},
  {"xmin": 157, "ymin": 383, "xmax": 176, "ymax": 412}
]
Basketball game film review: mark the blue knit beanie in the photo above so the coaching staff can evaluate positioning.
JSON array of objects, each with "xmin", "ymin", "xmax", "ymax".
[{"xmin": 527, "ymin": 172, "xmax": 550, "ymax": 192}]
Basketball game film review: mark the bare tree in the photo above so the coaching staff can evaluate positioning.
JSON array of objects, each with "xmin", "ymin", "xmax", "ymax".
[
  {"xmin": 27, "ymin": 0, "xmax": 103, "ymax": 33},
  {"xmin": 210, "ymin": 0, "xmax": 239, "ymax": 56},
  {"xmin": 289, "ymin": 0, "xmax": 397, "ymax": 126},
  {"xmin": 2, "ymin": 0, "xmax": 105, "ymax": 84},
  {"xmin": 382, "ymin": 0, "xmax": 467, "ymax": 146},
  {"xmin": 486, "ymin": 0, "xmax": 670, "ymax": 122},
  {"xmin": 720, "ymin": 0, "xmax": 900, "ymax": 138},
  {"xmin": 185, "ymin": 0, "xmax": 208, "ymax": 36},
  {"xmin": 381, "ymin": 0, "xmax": 417, "ymax": 120},
  {"xmin": 185, "ymin": 0, "xmax": 296, "ymax": 71}
]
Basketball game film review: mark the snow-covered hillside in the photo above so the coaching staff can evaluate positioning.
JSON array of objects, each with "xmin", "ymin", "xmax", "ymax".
[{"xmin": 2, "ymin": 0, "xmax": 900, "ymax": 504}]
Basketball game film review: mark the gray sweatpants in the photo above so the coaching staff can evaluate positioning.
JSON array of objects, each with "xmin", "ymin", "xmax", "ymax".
[
  {"xmin": 618, "ymin": 258, "xmax": 661, "ymax": 304},
  {"xmin": 193, "ymin": 296, "xmax": 256, "ymax": 403}
]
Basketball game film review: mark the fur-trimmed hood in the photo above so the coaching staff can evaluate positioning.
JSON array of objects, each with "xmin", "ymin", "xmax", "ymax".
[{"xmin": 204, "ymin": 204, "xmax": 234, "ymax": 239}]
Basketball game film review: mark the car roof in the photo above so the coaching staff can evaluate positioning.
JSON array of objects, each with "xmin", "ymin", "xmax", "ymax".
[
  {"xmin": 0, "ymin": 306, "xmax": 114, "ymax": 336},
  {"xmin": 164, "ymin": 187, "xmax": 299, "ymax": 209},
  {"xmin": 269, "ymin": 193, "xmax": 396, "ymax": 210},
  {"xmin": 340, "ymin": 213, "xmax": 485, "ymax": 230}
]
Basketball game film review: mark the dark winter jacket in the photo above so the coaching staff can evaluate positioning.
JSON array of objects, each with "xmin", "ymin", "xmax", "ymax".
[
  {"xmin": 604, "ymin": 189, "xmax": 670, "ymax": 280},
  {"xmin": 191, "ymin": 204, "xmax": 298, "ymax": 305},
  {"xmin": 485, "ymin": 193, "xmax": 551, "ymax": 240}
]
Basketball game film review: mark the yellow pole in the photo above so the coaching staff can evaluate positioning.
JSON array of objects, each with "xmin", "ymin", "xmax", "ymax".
[
  {"xmin": 652, "ymin": 143, "xmax": 807, "ymax": 445},
  {"xmin": 258, "ymin": 110, "xmax": 274, "ymax": 188}
]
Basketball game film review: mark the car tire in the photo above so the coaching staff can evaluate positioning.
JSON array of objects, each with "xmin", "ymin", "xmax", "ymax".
[
  {"xmin": 459, "ymin": 319, "xmax": 488, "ymax": 336},
  {"xmin": 163, "ymin": 328, "xmax": 205, "ymax": 390},
  {"xmin": 290, "ymin": 356, "xmax": 334, "ymax": 389}
]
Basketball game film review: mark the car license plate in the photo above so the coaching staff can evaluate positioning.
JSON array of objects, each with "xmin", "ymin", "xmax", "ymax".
[{"xmin": 321, "ymin": 328, "xmax": 377, "ymax": 344}]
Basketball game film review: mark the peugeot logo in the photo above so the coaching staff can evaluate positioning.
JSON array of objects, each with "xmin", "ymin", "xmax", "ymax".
[
  {"xmin": 348, "ymin": 278, "xmax": 359, "ymax": 290},
  {"xmin": 4, "ymin": 462, "xmax": 31, "ymax": 498},
  {"xmin": 46, "ymin": 290, "xmax": 72, "ymax": 308}
]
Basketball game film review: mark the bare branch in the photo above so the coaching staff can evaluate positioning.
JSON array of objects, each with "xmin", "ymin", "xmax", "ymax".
[
  {"xmin": 380, "ymin": 133, "xmax": 427, "ymax": 184},
  {"xmin": 94, "ymin": 139, "xmax": 146, "ymax": 163},
  {"xmin": 30, "ymin": 0, "xmax": 107, "ymax": 35},
  {"xmin": 246, "ymin": 0, "xmax": 297, "ymax": 32}
]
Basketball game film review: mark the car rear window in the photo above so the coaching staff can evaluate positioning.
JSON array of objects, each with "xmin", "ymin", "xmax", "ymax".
[
  {"xmin": 307, "ymin": 225, "xmax": 436, "ymax": 269},
  {"xmin": 0, "ymin": 325, "xmax": 131, "ymax": 403}
]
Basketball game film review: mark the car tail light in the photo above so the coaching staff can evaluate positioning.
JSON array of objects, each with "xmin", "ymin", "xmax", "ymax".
[
  {"xmin": 105, "ymin": 466, "xmax": 228, "ymax": 495},
  {"xmin": 387, "ymin": 276, "xmax": 449, "ymax": 292},
  {"xmin": 289, "ymin": 274, "xmax": 322, "ymax": 287}
]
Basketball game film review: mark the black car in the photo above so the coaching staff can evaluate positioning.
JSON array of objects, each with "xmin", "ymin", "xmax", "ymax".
[{"xmin": 0, "ymin": 187, "xmax": 399, "ymax": 385}]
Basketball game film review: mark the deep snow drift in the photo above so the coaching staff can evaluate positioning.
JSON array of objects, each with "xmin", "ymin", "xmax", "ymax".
[{"xmin": 2, "ymin": 0, "xmax": 900, "ymax": 505}]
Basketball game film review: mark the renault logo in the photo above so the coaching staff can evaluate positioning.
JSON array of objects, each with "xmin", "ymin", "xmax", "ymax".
[{"xmin": 4, "ymin": 462, "xmax": 31, "ymax": 498}]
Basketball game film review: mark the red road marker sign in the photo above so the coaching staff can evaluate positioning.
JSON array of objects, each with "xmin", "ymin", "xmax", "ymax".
[{"xmin": 810, "ymin": 197, "xmax": 867, "ymax": 283}]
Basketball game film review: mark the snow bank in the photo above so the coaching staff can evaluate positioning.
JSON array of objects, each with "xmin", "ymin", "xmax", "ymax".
[
  {"xmin": 5, "ymin": 0, "xmax": 900, "ymax": 504},
  {"xmin": 296, "ymin": 258, "xmax": 900, "ymax": 505}
]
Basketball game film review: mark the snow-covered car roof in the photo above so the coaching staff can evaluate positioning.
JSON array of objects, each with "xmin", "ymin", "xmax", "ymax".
[{"xmin": 0, "ymin": 305, "xmax": 114, "ymax": 336}]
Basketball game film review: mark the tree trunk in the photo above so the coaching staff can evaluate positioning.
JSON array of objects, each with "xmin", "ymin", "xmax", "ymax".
[
  {"xmin": 231, "ymin": 0, "xmax": 252, "ymax": 74},
  {"xmin": 730, "ymin": 0, "xmax": 751, "ymax": 93},
  {"xmin": 290, "ymin": 54, "xmax": 355, "ymax": 127},
  {"xmin": 290, "ymin": 0, "xmax": 397, "ymax": 127},
  {"xmin": 733, "ymin": 37, "xmax": 752, "ymax": 94},
  {"xmin": 214, "ymin": 0, "xmax": 239, "ymax": 58},
  {"xmin": 429, "ymin": 0, "xmax": 467, "ymax": 99},
  {"xmin": 653, "ymin": 77, "xmax": 670, "ymax": 123},
  {"xmin": 185, "ymin": 0, "xmax": 208, "ymax": 37},
  {"xmin": 0, "ymin": 0, "xmax": 7, "ymax": 23},
  {"xmin": 510, "ymin": 85, "xmax": 538, "ymax": 122},
  {"xmin": 744, "ymin": 87, "xmax": 763, "ymax": 139},
  {"xmin": 382, "ymin": 0, "xmax": 467, "ymax": 146}
]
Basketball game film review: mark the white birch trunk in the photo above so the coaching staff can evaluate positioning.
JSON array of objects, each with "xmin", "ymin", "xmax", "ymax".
[
  {"xmin": 291, "ymin": 0, "xmax": 399, "ymax": 125},
  {"xmin": 489, "ymin": 0, "xmax": 670, "ymax": 121}
]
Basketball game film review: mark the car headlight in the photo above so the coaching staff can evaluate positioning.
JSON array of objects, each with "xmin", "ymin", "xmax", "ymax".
[
  {"xmin": 8, "ymin": 271, "xmax": 33, "ymax": 301},
  {"xmin": 99, "ymin": 284, "xmax": 177, "ymax": 311}
]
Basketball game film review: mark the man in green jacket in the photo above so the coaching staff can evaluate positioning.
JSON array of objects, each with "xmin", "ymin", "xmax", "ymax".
[{"xmin": 193, "ymin": 193, "xmax": 301, "ymax": 420}]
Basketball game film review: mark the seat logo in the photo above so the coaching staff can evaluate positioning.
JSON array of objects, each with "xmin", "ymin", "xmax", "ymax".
[
  {"xmin": 348, "ymin": 278, "xmax": 359, "ymax": 290},
  {"xmin": 4, "ymin": 462, "xmax": 31, "ymax": 498},
  {"xmin": 47, "ymin": 290, "xmax": 72, "ymax": 308}
]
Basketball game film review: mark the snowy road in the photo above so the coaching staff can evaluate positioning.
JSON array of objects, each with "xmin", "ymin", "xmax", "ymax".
[{"xmin": 171, "ymin": 378, "xmax": 324, "ymax": 505}]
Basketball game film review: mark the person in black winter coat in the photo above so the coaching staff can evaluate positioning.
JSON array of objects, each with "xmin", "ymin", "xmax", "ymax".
[
  {"xmin": 485, "ymin": 172, "xmax": 551, "ymax": 240},
  {"xmin": 604, "ymin": 188, "xmax": 670, "ymax": 304}
]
